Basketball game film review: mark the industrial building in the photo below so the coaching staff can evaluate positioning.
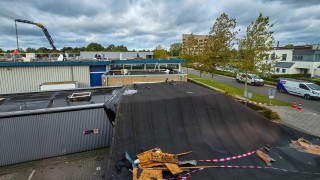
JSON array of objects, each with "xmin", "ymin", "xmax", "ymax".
[
  {"xmin": 80, "ymin": 51, "xmax": 154, "ymax": 60},
  {"xmin": 0, "ymin": 59, "xmax": 185, "ymax": 94},
  {"xmin": 0, "ymin": 87, "xmax": 117, "ymax": 166}
]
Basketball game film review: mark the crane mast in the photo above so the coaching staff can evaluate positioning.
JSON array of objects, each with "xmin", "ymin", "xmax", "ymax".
[{"xmin": 15, "ymin": 19, "xmax": 56, "ymax": 51}]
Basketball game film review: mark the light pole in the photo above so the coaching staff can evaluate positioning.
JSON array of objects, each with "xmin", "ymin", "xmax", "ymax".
[{"xmin": 15, "ymin": 20, "xmax": 19, "ymax": 51}]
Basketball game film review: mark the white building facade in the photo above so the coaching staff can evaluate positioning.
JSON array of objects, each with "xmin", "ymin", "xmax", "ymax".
[{"xmin": 265, "ymin": 45, "xmax": 320, "ymax": 77}]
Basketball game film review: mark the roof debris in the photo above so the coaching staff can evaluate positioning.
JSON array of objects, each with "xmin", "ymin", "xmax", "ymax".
[
  {"xmin": 256, "ymin": 150, "xmax": 275, "ymax": 166},
  {"xmin": 121, "ymin": 146, "xmax": 279, "ymax": 180},
  {"xmin": 291, "ymin": 138, "xmax": 320, "ymax": 155}
]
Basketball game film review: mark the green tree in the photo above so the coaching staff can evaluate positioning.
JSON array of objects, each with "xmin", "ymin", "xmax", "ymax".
[
  {"xmin": 86, "ymin": 43, "xmax": 104, "ymax": 51},
  {"xmin": 153, "ymin": 45, "xmax": 169, "ymax": 59},
  {"xmin": 181, "ymin": 34, "xmax": 200, "ymax": 73},
  {"xmin": 37, "ymin": 47, "xmax": 51, "ymax": 53},
  {"xmin": 26, "ymin": 47, "xmax": 37, "ymax": 53},
  {"xmin": 73, "ymin": 47, "xmax": 86, "ymax": 53},
  {"xmin": 240, "ymin": 13, "xmax": 274, "ymax": 97},
  {"xmin": 284, "ymin": 44, "xmax": 294, "ymax": 48},
  {"xmin": 105, "ymin": 44, "xmax": 128, "ymax": 51},
  {"xmin": 203, "ymin": 13, "xmax": 238, "ymax": 78},
  {"xmin": 169, "ymin": 43, "xmax": 182, "ymax": 57},
  {"xmin": 105, "ymin": 44, "xmax": 116, "ymax": 51},
  {"xmin": 115, "ymin": 45, "xmax": 128, "ymax": 51},
  {"xmin": 62, "ymin": 47, "xmax": 74, "ymax": 53}
]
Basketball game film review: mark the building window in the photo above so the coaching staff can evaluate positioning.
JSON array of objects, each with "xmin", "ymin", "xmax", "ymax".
[
  {"xmin": 276, "ymin": 68, "xmax": 280, "ymax": 72},
  {"xmin": 282, "ymin": 54, "xmax": 287, "ymax": 61},
  {"xmin": 293, "ymin": 55, "xmax": 303, "ymax": 61},
  {"xmin": 282, "ymin": 68, "xmax": 286, "ymax": 73},
  {"xmin": 271, "ymin": 53, "xmax": 276, "ymax": 60}
]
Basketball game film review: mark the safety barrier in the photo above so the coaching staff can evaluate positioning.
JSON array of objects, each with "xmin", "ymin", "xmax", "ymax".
[
  {"xmin": 291, "ymin": 100, "xmax": 296, "ymax": 108},
  {"xmin": 296, "ymin": 102, "xmax": 302, "ymax": 110},
  {"xmin": 196, "ymin": 150, "xmax": 256, "ymax": 162},
  {"xmin": 163, "ymin": 147, "xmax": 320, "ymax": 179},
  {"xmin": 164, "ymin": 165, "xmax": 320, "ymax": 180},
  {"xmin": 238, "ymin": 100, "xmax": 267, "ymax": 106}
]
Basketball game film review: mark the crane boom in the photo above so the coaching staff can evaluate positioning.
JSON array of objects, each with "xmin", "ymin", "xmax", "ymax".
[{"xmin": 15, "ymin": 19, "xmax": 56, "ymax": 50}]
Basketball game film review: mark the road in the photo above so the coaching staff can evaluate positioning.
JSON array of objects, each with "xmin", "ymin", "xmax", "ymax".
[{"xmin": 184, "ymin": 68, "xmax": 320, "ymax": 112}]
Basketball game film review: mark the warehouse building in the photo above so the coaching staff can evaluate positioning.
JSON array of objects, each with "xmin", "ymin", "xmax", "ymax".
[{"xmin": 0, "ymin": 59, "xmax": 185, "ymax": 94}]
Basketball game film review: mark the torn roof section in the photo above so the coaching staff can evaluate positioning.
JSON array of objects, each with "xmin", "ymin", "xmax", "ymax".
[{"xmin": 105, "ymin": 82, "xmax": 320, "ymax": 180}]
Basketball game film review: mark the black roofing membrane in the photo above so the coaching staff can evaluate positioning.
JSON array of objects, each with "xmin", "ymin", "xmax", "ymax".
[{"xmin": 106, "ymin": 82, "xmax": 320, "ymax": 180}]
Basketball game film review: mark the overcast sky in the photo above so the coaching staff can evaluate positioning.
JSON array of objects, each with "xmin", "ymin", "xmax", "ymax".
[{"xmin": 0, "ymin": 0, "xmax": 319, "ymax": 51}]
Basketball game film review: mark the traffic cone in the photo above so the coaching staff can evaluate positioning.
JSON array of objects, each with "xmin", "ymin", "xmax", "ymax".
[
  {"xmin": 296, "ymin": 102, "xmax": 302, "ymax": 110},
  {"xmin": 291, "ymin": 100, "xmax": 296, "ymax": 108}
]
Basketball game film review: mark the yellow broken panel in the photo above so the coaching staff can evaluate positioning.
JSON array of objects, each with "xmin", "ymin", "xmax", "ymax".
[
  {"xmin": 140, "ymin": 163, "xmax": 163, "ymax": 168},
  {"xmin": 132, "ymin": 168, "xmax": 163, "ymax": 180},
  {"xmin": 164, "ymin": 163, "xmax": 183, "ymax": 175},
  {"xmin": 151, "ymin": 152, "xmax": 179, "ymax": 164},
  {"xmin": 137, "ymin": 152, "xmax": 179, "ymax": 167},
  {"xmin": 256, "ymin": 150, "xmax": 273, "ymax": 166},
  {"xmin": 292, "ymin": 138, "xmax": 320, "ymax": 155}
]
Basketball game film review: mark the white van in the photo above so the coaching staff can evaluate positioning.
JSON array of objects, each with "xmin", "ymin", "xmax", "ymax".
[
  {"xmin": 236, "ymin": 73, "xmax": 264, "ymax": 86},
  {"xmin": 277, "ymin": 78, "xmax": 320, "ymax": 100}
]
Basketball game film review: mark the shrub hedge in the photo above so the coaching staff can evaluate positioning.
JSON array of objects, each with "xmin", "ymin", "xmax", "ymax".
[{"xmin": 244, "ymin": 102, "xmax": 280, "ymax": 120}]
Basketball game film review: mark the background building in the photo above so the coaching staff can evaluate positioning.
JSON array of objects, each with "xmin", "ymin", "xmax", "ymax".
[
  {"xmin": 0, "ymin": 59, "xmax": 185, "ymax": 94},
  {"xmin": 266, "ymin": 45, "xmax": 320, "ymax": 77},
  {"xmin": 182, "ymin": 34, "xmax": 208, "ymax": 53},
  {"xmin": 80, "ymin": 51, "xmax": 153, "ymax": 60}
]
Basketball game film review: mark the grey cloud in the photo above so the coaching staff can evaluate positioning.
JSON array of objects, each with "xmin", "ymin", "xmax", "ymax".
[{"xmin": 0, "ymin": 0, "xmax": 319, "ymax": 50}]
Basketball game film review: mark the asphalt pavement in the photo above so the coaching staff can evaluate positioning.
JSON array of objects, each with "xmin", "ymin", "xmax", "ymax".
[
  {"xmin": 0, "ymin": 148, "xmax": 109, "ymax": 180},
  {"xmin": 183, "ymin": 68, "xmax": 320, "ymax": 112}
]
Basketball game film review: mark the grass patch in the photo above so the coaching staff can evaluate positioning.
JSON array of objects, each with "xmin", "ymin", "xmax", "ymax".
[{"xmin": 188, "ymin": 73, "xmax": 290, "ymax": 106}]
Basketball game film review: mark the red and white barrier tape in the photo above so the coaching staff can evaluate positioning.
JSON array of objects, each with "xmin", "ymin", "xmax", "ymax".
[
  {"xmin": 218, "ymin": 165, "xmax": 272, "ymax": 169},
  {"xmin": 197, "ymin": 150, "xmax": 256, "ymax": 162},
  {"xmin": 239, "ymin": 100, "xmax": 267, "ymax": 106},
  {"xmin": 164, "ymin": 168, "xmax": 204, "ymax": 180},
  {"xmin": 163, "ymin": 166, "xmax": 320, "ymax": 180}
]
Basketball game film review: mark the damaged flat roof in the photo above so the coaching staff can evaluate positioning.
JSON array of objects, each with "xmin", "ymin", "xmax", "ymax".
[
  {"xmin": 0, "ymin": 87, "xmax": 118, "ymax": 114},
  {"xmin": 105, "ymin": 82, "xmax": 320, "ymax": 180}
]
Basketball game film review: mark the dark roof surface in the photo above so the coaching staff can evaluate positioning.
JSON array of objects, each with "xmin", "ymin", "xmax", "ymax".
[
  {"xmin": 274, "ymin": 62, "xmax": 295, "ymax": 68},
  {"xmin": 106, "ymin": 82, "xmax": 320, "ymax": 180},
  {"xmin": 0, "ymin": 87, "xmax": 117, "ymax": 113}
]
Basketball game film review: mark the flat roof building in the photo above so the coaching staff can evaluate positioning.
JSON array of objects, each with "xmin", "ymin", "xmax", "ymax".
[{"xmin": 0, "ymin": 59, "xmax": 185, "ymax": 94}]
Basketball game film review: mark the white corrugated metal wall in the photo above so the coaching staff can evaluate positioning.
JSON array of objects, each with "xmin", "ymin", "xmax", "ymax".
[
  {"xmin": 0, "ymin": 107, "xmax": 113, "ymax": 166},
  {"xmin": 0, "ymin": 66, "xmax": 90, "ymax": 94}
]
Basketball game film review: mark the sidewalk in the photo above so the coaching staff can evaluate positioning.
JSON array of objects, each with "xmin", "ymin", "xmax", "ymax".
[{"xmin": 268, "ymin": 106, "xmax": 320, "ymax": 137}]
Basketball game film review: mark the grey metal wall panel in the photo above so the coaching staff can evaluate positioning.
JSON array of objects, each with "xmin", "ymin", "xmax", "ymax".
[
  {"xmin": 0, "ymin": 108, "xmax": 112, "ymax": 166},
  {"xmin": 0, "ymin": 66, "xmax": 90, "ymax": 93},
  {"xmin": 80, "ymin": 51, "xmax": 153, "ymax": 59},
  {"xmin": 72, "ymin": 66, "xmax": 90, "ymax": 88}
]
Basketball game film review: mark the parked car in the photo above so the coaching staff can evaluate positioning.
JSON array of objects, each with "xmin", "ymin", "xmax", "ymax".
[
  {"xmin": 277, "ymin": 78, "xmax": 320, "ymax": 100},
  {"xmin": 236, "ymin": 73, "xmax": 264, "ymax": 86}
]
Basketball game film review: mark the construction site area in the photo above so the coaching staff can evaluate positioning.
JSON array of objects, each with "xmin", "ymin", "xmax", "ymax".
[
  {"xmin": 1, "ymin": 81, "xmax": 319, "ymax": 180},
  {"xmin": 0, "ymin": 18, "xmax": 319, "ymax": 180}
]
